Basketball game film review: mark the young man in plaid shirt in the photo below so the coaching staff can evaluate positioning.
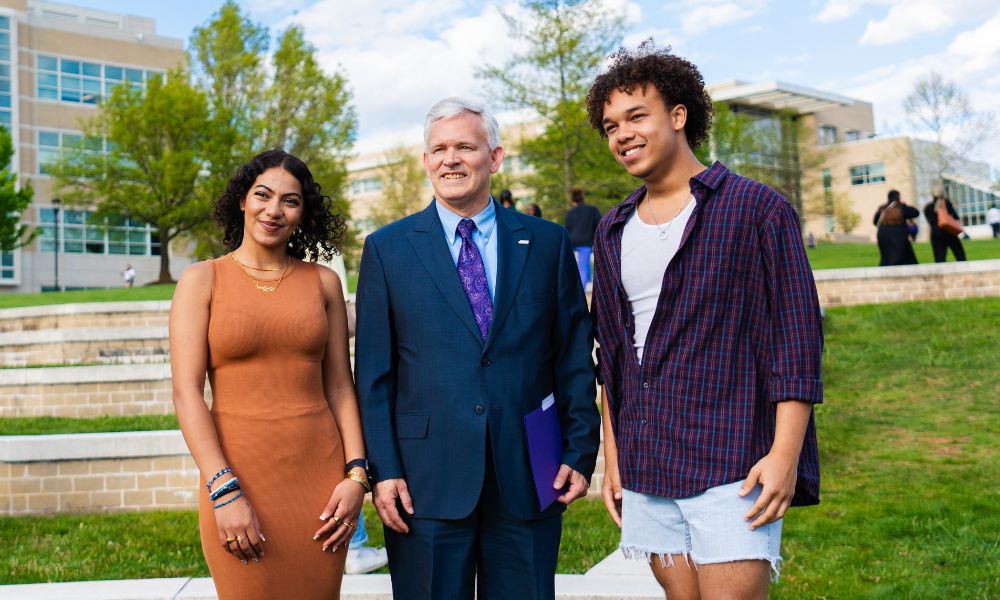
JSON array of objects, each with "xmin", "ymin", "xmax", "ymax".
[{"xmin": 586, "ymin": 44, "xmax": 824, "ymax": 599}]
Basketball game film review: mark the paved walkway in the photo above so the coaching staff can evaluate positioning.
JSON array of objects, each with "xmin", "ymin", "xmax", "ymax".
[{"xmin": 1, "ymin": 551, "xmax": 661, "ymax": 599}]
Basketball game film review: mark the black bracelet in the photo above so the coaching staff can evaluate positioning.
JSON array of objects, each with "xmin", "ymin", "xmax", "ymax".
[
  {"xmin": 344, "ymin": 458, "xmax": 369, "ymax": 476},
  {"xmin": 209, "ymin": 477, "xmax": 241, "ymax": 501}
]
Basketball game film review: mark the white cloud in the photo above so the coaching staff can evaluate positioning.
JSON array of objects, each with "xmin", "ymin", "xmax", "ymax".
[
  {"xmin": 814, "ymin": 0, "xmax": 869, "ymax": 23},
  {"xmin": 845, "ymin": 14, "xmax": 1000, "ymax": 165},
  {"xmin": 669, "ymin": 0, "xmax": 765, "ymax": 35},
  {"xmin": 813, "ymin": 0, "xmax": 998, "ymax": 45},
  {"xmin": 281, "ymin": 0, "xmax": 643, "ymax": 146}
]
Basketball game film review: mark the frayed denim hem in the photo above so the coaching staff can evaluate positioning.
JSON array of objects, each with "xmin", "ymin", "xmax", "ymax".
[
  {"xmin": 692, "ymin": 554, "xmax": 783, "ymax": 583},
  {"xmin": 620, "ymin": 545, "xmax": 693, "ymax": 569}
]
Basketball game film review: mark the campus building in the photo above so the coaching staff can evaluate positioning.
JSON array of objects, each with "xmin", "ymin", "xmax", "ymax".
[
  {"xmin": 346, "ymin": 81, "xmax": 997, "ymax": 242},
  {"xmin": 0, "ymin": 0, "xmax": 187, "ymax": 293}
]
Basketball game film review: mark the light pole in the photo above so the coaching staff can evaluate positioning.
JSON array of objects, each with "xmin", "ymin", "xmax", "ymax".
[{"xmin": 51, "ymin": 198, "xmax": 60, "ymax": 291}]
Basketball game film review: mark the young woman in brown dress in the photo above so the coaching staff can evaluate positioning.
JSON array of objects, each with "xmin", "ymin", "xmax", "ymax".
[{"xmin": 170, "ymin": 150, "xmax": 369, "ymax": 599}]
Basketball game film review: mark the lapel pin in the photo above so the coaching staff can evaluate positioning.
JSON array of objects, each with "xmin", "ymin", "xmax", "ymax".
[{"xmin": 518, "ymin": 239, "xmax": 529, "ymax": 245}]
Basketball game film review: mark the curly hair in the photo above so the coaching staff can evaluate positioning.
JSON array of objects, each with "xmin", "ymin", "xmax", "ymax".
[
  {"xmin": 214, "ymin": 149, "xmax": 346, "ymax": 262},
  {"xmin": 586, "ymin": 41, "xmax": 714, "ymax": 150}
]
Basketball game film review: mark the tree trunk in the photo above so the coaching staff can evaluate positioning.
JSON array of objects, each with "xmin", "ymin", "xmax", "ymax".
[{"xmin": 157, "ymin": 229, "xmax": 174, "ymax": 283}]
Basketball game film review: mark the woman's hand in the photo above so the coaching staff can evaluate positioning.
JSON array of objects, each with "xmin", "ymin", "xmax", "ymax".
[
  {"xmin": 214, "ymin": 490, "xmax": 265, "ymax": 564},
  {"xmin": 313, "ymin": 477, "xmax": 366, "ymax": 552}
]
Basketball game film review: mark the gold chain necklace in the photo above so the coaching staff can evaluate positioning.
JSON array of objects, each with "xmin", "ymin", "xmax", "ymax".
[{"xmin": 230, "ymin": 253, "xmax": 291, "ymax": 293}]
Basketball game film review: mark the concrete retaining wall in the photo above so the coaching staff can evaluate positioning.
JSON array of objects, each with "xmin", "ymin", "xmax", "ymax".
[
  {"xmin": 1, "ymin": 431, "xmax": 198, "ymax": 516},
  {"xmin": 814, "ymin": 258, "xmax": 1000, "ymax": 307}
]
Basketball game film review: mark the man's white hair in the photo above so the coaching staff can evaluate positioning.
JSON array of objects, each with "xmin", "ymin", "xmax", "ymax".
[{"xmin": 424, "ymin": 97, "xmax": 500, "ymax": 151}]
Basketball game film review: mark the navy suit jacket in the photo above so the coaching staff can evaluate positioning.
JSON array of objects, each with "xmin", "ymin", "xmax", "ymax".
[{"xmin": 354, "ymin": 201, "xmax": 599, "ymax": 521}]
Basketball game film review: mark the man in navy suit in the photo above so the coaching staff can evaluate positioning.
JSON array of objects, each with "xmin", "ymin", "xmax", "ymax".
[{"xmin": 355, "ymin": 97, "xmax": 600, "ymax": 599}]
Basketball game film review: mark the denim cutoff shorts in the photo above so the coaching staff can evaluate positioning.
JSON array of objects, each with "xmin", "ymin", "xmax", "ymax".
[{"xmin": 620, "ymin": 480, "xmax": 782, "ymax": 580}]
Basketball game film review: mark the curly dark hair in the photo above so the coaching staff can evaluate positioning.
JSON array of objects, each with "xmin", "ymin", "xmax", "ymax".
[
  {"xmin": 586, "ymin": 41, "xmax": 714, "ymax": 150},
  {"xmin": 214, "ymin": 149, "xmax": 346, "ymax": 262}
]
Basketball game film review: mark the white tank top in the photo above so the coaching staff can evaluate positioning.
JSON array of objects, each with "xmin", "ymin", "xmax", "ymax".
[{"xmin": 621, "ymin": 196, "xmax": 696, "ymax": 362}]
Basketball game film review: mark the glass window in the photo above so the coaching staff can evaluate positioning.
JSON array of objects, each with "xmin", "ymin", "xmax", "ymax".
[
  {"xmin": 125, "ymin": 68, "xmax": 143, "ymax": 82},
  {"xmin": 82, "ymin": 62, "xmax": 101, "ymax": 77},
  {"xmin": 38, "ymin": 55, "xmax": 58, "ymax": 71},
  {"xmin": 61, "ymin": 60, "xmax": 81, "ymax": 75},
  {"xmin": 849, "ymin": 162, "xmax": 886, "ymax": 186},
  {"xmin": 0, "ymin": 16, "xmax": 10, "ymax": 30},
  {"xmin": 845, "ymin": 130, "xmax": 861, "ymax": 141},
  {"xmin": 818, "ymin": 125, "xmax": 837, "ymax": 145},
  {"xmin": 822, "ymin": 168, "xmax": 832, "ymax": 190},
  {"xmin": 0, "ymin": 251, "xmax": 14, "ymax": 281}
]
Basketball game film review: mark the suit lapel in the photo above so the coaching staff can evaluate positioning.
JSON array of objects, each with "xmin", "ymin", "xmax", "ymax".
[
  {"xmin": 406, "ymin": 202, "xmax": 484, "ymax": 344},
  {"xmin": 485, "ymin": 206, "xmax": 530, "ymax": 352}
]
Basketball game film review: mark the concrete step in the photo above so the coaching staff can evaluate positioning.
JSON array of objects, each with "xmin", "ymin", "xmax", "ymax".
[
  {"xmin": 0, "ymin": 364, "xmax": 210, "ymax": 418},
  {"xmin": 0, "ymin": 326, "xmax": 169, "ymax": 367},
  {"xmin": 0, "ymin": 301, "xmax": 171, "ymax": 333}
]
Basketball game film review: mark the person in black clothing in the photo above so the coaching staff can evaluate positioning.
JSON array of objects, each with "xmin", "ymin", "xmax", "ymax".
[
  {"xmin": 873, "ymin": 189, "xmax": 919, "ymax": 266},
  {"xmin": 564, "ymin": 188, "xmax": 601, "ymax": 289},
  {"xmin": 499, "ymin": 189, "xmax": 517, "ymax": 211},
  {"xmin": 923, "ymin": 194, "xmax": 966, "ymax": 262}
]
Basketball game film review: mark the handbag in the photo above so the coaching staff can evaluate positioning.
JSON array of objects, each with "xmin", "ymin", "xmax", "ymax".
[{"xmin": 935, "ymin": 199, "xmax": 964, "ymax": 236}]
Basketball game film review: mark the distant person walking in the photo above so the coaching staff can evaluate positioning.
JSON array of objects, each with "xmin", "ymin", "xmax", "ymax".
[
  {"xmin": 122, "ymin": 264, "xmax": 136, "ymax": 288},
  {"xmin": 873, "ymin": 190, "xmax": 918, "ymax": 266},
  {"xmin": 924, "ymin": 194, "xmax": 967, "ymax": 262},
  {"xmin": 524, "ymin": 203, "xmax": 543, "ymax": 218},
  {"xmin": 988, "ymin": 202, "xmax": 1000, "ymax": 239},
  {"xmin": 564, "ymin": 188, "xmax": 601, "ymax": 290}
]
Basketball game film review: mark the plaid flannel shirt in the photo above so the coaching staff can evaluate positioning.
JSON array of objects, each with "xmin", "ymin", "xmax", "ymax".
[{"xmin": 593, "ymin": 162, "xmax": 823, "ymax": 505}]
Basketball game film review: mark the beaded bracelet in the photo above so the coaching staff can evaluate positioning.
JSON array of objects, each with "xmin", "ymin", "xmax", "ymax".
[
  {"xmin": 206, "ymin": 466, "xmax": 233, "ymax": 491},
  {"xmin": 213, "ymin": 491, "xmax": 243, "ymax": 509},
  {"xmin": 209, "ymin": 477, "xmax": 241, "ymax": 501}
]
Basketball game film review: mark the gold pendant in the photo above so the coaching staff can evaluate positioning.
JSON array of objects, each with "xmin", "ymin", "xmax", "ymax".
[{"xmin": 254, "ymin": 281, "xmax": 277, "ymax": 292}]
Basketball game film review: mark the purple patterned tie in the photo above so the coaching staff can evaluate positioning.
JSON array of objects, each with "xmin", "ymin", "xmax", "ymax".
[{"xmin": 456, "ymin": 218, "xmax": 493, "ymax": 341}]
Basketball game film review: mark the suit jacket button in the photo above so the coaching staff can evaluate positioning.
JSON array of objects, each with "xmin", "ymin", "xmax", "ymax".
[
  {"xmin": 474, "ymin": 405, "xmax": 485, "ymax": 414},
  {"xmin": 481, "ymin": 357, "xmax": 491, "ymax": 366}
]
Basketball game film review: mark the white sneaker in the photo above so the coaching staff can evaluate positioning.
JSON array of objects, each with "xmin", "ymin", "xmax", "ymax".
[{"xmin": 345, "ymin": 546, "xmax": 388, "ymax": 574}]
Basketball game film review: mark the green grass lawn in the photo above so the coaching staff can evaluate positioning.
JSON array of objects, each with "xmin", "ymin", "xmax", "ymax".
[
  {"xmin": 773, "ymin": 297, "xmax": 1000, "ymax": 598},
  {"xmin": 0, "ymin": 415, "xmax": 179, "ymax": 435},
  {"xmin": 0, "ymin": 274, "xmax": 359, "ymax": 310},
  {"xmin": 806, "ymin": 238, "xmax": 1000, "ymax": 270},
  {"xmin": 1, "ymin": 298, "xmax": 998, "ymax": 595},
  {"xmin": 0, "ymin": 285, "xmax": 176, "ymax": 310},
  {"xmin": 0, "ymin": 500, "xmax": 616, "ymax": 583}
]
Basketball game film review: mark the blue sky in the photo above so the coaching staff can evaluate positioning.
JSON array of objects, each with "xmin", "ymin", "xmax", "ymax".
[{"xmin": 69, "ymin": 1, "xmax": 1000, "ymax": 168}]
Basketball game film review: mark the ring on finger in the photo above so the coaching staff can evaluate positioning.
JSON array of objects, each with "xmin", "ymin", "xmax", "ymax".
[
  {"xmin": 237, "ymin": 535, "xmax": 244, "ymax": 543},
  {"xmin": 225, "ymin": 537, "xmax": 236, "ymax": 544}
]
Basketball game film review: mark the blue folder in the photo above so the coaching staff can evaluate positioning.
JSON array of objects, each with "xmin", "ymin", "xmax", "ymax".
[{"xmin": 523, "ymin": 393, "xmax": 566, "ymax": 511}]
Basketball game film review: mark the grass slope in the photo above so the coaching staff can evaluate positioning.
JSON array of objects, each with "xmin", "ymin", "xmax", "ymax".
[{"xmin": 1, "ymin": 298, "xmax": 997, "ymax": 595}]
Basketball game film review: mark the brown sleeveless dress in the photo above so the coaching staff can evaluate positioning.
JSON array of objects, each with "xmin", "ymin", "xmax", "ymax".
[{"xmin": 199, "ymin": 255, "xmax": 347, "ymax": 599}]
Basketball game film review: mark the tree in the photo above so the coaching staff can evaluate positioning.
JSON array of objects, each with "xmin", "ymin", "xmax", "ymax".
[
  {"xmin": 260, "ymin": 26, "xmax": 359, "ymax": 260},
  {"xmin": 903, "ymin": 72, "xmax": 998, "ymax": 180},
  {"xmin": 187, "ymin": 6, "xmax": 358, "ymax": 263},
  {"xmin": 0, "ymin": 126, "xmax": 36, "ymax": 252},
  {"xmin": 478, "ymin": 0, "xmax": 635, "ymax": 217},
  {"xmin": 51, "ymin": 71, "xmax": 213, "ymax": 283},
  {"xmin": 370, "ymin": 146, "xmax": 427, "ymax": 228}
]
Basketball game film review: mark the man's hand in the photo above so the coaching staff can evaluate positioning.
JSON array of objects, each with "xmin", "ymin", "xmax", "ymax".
[
  {"xmin": 554, "ymin": 464, "xmax": 589, "ymax": 505},
  {"xmin": 739, "ymin": 451, "xmax": 798, "ymax": 530},
  {"xmin": 373, "ymin": 478, "xmax": 414, "ymax": 534}
]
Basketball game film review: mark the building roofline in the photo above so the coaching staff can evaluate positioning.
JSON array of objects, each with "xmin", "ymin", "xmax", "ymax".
[
  {"xmin": 22, "ymin": 0, "xmax": 184, "ymax": 50},
  {"xmin": 707, "ymin": 80, "xmax": 861, "ymax": 114}
]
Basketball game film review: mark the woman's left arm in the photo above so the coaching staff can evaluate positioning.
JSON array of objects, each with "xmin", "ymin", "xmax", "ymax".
[{"xmin": 312, "ymin": 264, "xmax": 367, "ymax": 552}]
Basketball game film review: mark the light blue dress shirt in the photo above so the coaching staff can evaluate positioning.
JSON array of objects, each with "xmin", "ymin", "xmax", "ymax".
[{"xmin": 435, "ymin": 198, "xmax": 498, "ymax": 302}]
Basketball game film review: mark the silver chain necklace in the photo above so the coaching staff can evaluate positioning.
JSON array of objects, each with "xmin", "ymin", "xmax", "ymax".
[{"xmin": 644, "ymin": 195, "xmax": 693, "ymax": 240}]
